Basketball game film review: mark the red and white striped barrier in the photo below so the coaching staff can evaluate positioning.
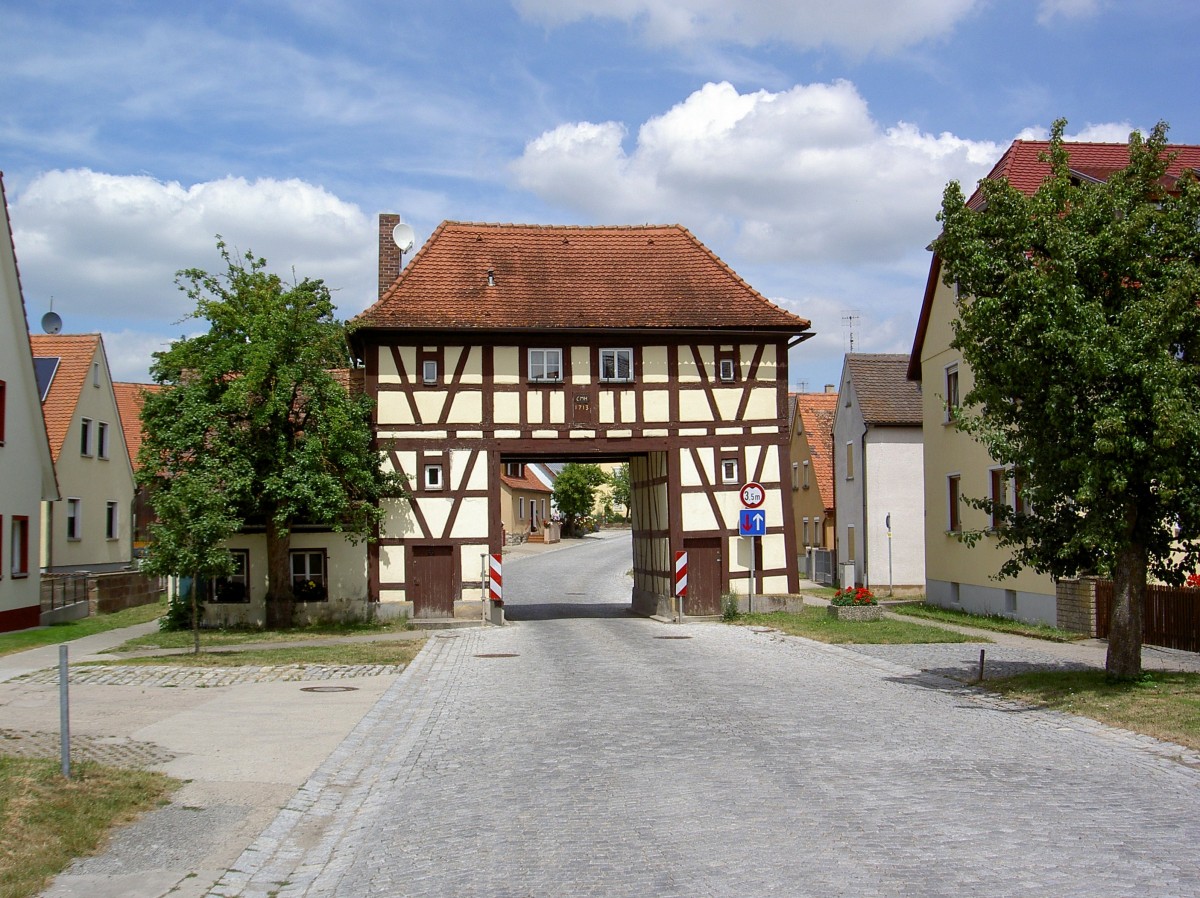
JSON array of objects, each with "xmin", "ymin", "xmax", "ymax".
[
  {"xmin": 489, "ymin": 553, "xmax": 502, "ymax": 602},
  {"xmin": 674, "ymin": 551, "xmax": 688, "ymax": 597}
]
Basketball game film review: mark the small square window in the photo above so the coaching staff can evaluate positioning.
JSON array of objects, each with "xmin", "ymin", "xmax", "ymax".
[
  {"xmin": 599, "ymin": 348, "xmax": 633, "ymax": 383},
  {"xmin": 422, "ymin": 360, "xmax": 438, "ymax": 385},
  {"xmin": 721, "ymin": 459, "xmax": 738, "ymax": 483},
  {"xmin": 425, "ymin": 464, "xmax": 444, "ymax": 490},
  {"xmin": 719, "ymin": 358, "xmax": 736, "ymax": 382},
  {"xmin": 529, "ymin": 348, "xmax": 563, "ymax": 382}
]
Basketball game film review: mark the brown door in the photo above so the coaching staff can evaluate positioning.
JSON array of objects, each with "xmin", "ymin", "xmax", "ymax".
[
  {"xmin": 684, "ymin": 537, "xmax": 723, "ymax": 615},
  {"xmin": 411, "ymin": 545, "xmax": 455, "ymax": 618}
]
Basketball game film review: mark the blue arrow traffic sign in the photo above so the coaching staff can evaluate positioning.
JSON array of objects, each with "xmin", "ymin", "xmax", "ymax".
[{"xmin": 739, "ymin": 509, "xmax": 766, "ymax": 537}]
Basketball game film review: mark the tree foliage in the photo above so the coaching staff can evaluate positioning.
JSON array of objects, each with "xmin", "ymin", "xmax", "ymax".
[
  {"xmin": 552, "ymin": 463, "xmax": 609, "ymax": 534},
  {"xmin": 138, "ymin": 241, "xmax": 405, "ymax": 628},
  {"xmin": 609, "ymin": 463, "xmax": 631, "ymax": 520},
  {"xmin": 934, "ymin": 120, "xmax": 1200, "ymax": 678}
]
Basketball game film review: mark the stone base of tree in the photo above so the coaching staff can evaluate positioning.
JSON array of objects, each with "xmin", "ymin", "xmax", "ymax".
[{"xmin": 827, "ymin": 604, "xmax": 883, "ymax": 622}]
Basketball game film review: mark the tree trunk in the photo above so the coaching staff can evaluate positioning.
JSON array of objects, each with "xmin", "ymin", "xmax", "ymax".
[
  {"xmin": 265, "ymin": 518, "xmax": 295, "ymax": 630},
  {"xmin": 1106, "ymin": 540, "xmax": 1146, "ymax": 680},
  {"xmin": 191, "ymin": 569, "xmax": 200, "ymax": 655}
]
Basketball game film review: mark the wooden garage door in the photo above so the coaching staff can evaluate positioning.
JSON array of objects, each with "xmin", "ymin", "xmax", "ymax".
[{"xmin": 684, "ymin": 537, "xmax": 723, "ymax": 616}]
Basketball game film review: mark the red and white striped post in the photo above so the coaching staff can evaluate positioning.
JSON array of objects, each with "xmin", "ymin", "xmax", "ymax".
[
  {"xmin": 489, "ymin": 553, "xmax": 503, "ymax": 603},
  {"xmin": 674, "ymin": 551, "xmax": 687, "ymax": 623}
]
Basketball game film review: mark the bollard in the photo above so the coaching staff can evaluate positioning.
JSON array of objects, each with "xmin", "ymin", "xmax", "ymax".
[{"xmin": 977, "ymin": 648, "xmax": 986, "ymax": 683}]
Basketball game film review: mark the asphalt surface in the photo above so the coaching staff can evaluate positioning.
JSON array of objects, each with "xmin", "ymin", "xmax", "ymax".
[{"xmin": 3, "ymin": 530, "xmax": 1197, "ymax": 897}]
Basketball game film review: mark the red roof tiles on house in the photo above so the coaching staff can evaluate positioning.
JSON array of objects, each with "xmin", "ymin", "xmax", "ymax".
[
  {"xmin": 910, "ymin": 138, "xmax": 1200, "ymax": 379},
  {"xmin": 499, "ymin": 464, "xmax": 552, "ymax": 494},
  {"xmin": 29, "ymin": 333, "xmax": 102, "ymax": 462},
  {"xmin": 357, "ymin": 222, "xmax": 812, "ymax": 334},
  {"xmin": 795, "ymin": 391, "xmax": 838, "ymax": 512},
  {"xmin": 112, "ymin": 382, "xmax": 160, "ymax": 471}
]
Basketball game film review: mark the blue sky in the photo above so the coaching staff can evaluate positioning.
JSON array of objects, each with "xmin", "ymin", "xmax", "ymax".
[{"xmin": 3, "ymin": 0, "xmax": 1198, "ymax": 387}]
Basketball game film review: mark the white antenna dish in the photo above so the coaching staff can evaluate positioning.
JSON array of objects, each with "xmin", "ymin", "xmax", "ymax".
[
  {"xmin": 41, "ymin": 311, "xmax": 63, "ymax": 335},
  {"xmin": 391, "ymin": 222, "xmax": 416, "ymax": 254}
]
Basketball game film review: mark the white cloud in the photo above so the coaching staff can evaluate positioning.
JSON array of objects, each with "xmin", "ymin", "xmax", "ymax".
[
  {"xmin": 1015, "ymin": 121, "xmax": 1142, "ymax": 143},
  {"xmin": 512, "ymin": 80, "xmax": 1002, "ymax": 265},
  {"xmin": 1036, "ymin": 0, "xmax": 1101, "ymax": 25},
  {"xmin": 9, "ymin": 170, "xmax": 379, "ymax": 357},
  {"xmin": 514, "ymin": 0, "xmax": 982, "ymax": 55}
]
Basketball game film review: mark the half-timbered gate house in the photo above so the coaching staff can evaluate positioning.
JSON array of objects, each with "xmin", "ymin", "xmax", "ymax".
[{"xmin": 351, "ymin": 219, "xmax": 813, "ymax": 619}]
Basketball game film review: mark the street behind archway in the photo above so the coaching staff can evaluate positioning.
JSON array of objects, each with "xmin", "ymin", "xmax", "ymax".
[{"xmin": 211, "ymin": 534, "xmax": 1200, "ymax": 897}]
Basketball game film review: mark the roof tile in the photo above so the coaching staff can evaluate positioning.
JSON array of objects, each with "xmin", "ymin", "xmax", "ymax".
[
  {"xmin": 845, "ymin": 354, "xmax": 922, "ymax": 426},
  {"xmin": 794, "ymin": 391, "xmax": 838, "ymax": 511},
  {"xmin": 29, "ymin": 333, "xmax": 101, "ymax": 462}
]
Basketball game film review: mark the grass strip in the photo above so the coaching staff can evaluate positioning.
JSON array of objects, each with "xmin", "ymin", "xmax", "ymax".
[
  {"xmin": 733, "ymin": 607, "xmax": 988, "ymax": 645},
  {"xmin": 94, "ymin": 640, "xmax": 426, "ymax": 668},
  {"xmin": 113, "ymin": 618, "xmax": 413, "ymax": 653},
  {"xmin": 0, "ymin": 757, "xmax": 177, "ymax": 898},
  {"xmin": 888, "ymin": 601, "xmax": 1086, "ymax": 642},
  {"xmin": 985, "ymin": 669, "xmax": 1200, "ymax": 752},
  {"xmin": 0, "ymin": 600, "xmax": 166, "ymax": 659}
]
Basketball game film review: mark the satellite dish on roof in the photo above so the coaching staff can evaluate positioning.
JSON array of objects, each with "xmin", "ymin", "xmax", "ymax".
[
  {"xmin": 41, "ymin": 311, "xmax": 62, "ymax": 335},
  {"xmin": 392, "ymin": 222, "xmax": 416, "ymax": 254}
]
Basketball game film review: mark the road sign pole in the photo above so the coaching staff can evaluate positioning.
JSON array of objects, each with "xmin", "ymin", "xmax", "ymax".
[{"xmin": 749, "ymin": 538, "xmax": 755, "ymax": 614}]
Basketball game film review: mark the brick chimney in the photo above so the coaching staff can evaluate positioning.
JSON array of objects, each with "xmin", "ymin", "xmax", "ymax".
[{"xmin": 378, "ymin": 213, "xmax": 401, "ymax": 298}]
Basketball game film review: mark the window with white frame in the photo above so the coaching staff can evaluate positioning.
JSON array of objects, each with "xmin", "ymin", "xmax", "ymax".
[
  {"xmin": 989, "ymin": 467, "xmax": 1009, "ymax": 530},
  {"xmin": 719, "ymin": 358, "xmax": 736, "ymax": 382},
  {"xmin": 802, "ymin": 518, "xmax": 810, "ymax": 546},
  {"xmin": 424, "ymin": 464, "xmax": 444, "ymax": 490},
  {"xmin": 791, "ymin": 462, "xmax": 800, "ymax": 491},
  {"xmin": 505, "ymin": 462, "xmax": 523, "ymax": 478},
  {"xmin": 97, "ymin": 422, "xmax": 110, "ymax": 459},
  {"xmin": 202, "ymin": 549, "xmax": 249, "ymax": 603},
  {"xmin": 599, "ymin": 348, "xmax": 633, "ymax": 383},
  {"xmin": 721, "ymin": 458, "xmax": 738, "ymax": 483},
  {"xmin": 80, "ymin": 418, "xmax": 92, "ymax": 456},
  {"xmin": 422, "ymin": 359, "xmax": 438, "ymax": 385},
  {"xmin": 948, "ymin": 475, "xmax": 962, "ymax": 532},
  {"xmin": 802, "ymin": 460, "xmax": 811, "ymax": 489},
  {"xmin": 66, "ymin": 498, "xmax": 82, "ymax": 540},
  {"xmin": 519, "ymin": 496, "xmax": 526, "ymax": 520},
  {"xmin": 944, "ymin": 364, "xmax": 960, "ymax": 423},
  {"xmin": 11, "ymin": 516, "xmax": 29, "ymax": 577},
  {"xmin": 105, "ymin": 501, "xmax": 119, "ymax": 540},
  {"xmin": 290, "ymin": 550, "xmax": 327, "ymax": 601},
  {"xmin": 814, "ymin": 516, "xmax": 823, "ymax": 547},
  {"xmin": 528, "ymin": 348, "xmax": 563, "ymax": 382}
]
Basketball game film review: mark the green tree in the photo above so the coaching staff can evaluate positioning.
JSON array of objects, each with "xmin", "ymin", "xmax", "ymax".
[
  {"xmin": 138, "ymin": 241, "xmax": 405, "ymax": 629},
  {"xmin": 934, "ymin": 120, "xmax": 1200, "ymax": 679},
  {"xmin": 609, "ymin": 463, "xmax": 631, "ymax": 521},
  {"xmin": 552, "ymin": 463, "xmax": 608, "ymax": 536}
]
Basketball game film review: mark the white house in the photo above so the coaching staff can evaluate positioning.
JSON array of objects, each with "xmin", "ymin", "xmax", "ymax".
[
  {"xmin": 0, "ymin": 174, "xmax": 59, "ymax": 632},
  {"xmin": 832, "ymin": 354, "xmax": 924, "ymax": 592}
]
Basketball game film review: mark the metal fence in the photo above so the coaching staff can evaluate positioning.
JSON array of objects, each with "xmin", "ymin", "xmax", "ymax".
[
  {"xmin": 40, "ymin": 573, "xmax": 92, "ymax": 613},
  {"xmin": 809, "ymin": 548, "xmax": 835, "ymax": 586}
]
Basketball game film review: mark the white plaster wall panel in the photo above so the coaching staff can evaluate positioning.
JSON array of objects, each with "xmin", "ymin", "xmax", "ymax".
[
  {"xmin": 379, "ymin": 544, "xmax": 405, "ymax": 584},
  {"xmin": 599, "ymin": 391, "xmax": 615, "ymax": 422},
  {"xmin": 459, "ymin": 544, "xmax": 489, "ymax": 583},
  {"xmin": 642, "ymin": 346, "xmax": 669, "ymax": 383},
  {"xmin": 394, "ymin": 346, "xmax": 417, "ymax": 381},
  {"xmin": 681, "ymin": 493, "xmax": 721, "ymax": 532},
  {"xmin": 571, "ymin": 351, "xmax": 590, "ymax": 384},
  {"xmin": 864, "ymin": 428, "xmax": 925, "ymax": 588},
  {"xmin": 620, "ymin": 391, "xmax": 637, "ymax": 422},
  {"xmin": 447, "ymin": 391, "xmax": 482, "ymax": 424},
  {"xmin": 525, "ymin": 393, "xmax": 543, "ymax": 424},
  {"xmin": 744, "ymin": 388, "xmax": 777, "ymax": 421},
  {"xmin": 378, "ymin": 392, "xmax": 415, "ymax": 426},
  {"xmin": 549, "ymin": 391, "xmax": 565, "ymax": 422},
  {"xmin": 393, "ymin": 452, "xmax": 419, "ymax": 480},
  {"xmin": 382, "ymin": 497, "xmax": 417, "ymax": 537},
  {"xmin": 421, "ymin": 497, "xmax": 454, "ymax": 537},
  {"xmin": 570, "ymin": 430, "xmax": 596, "ymax": 439},
  {"xmin": 453, "ymin": 347, "xmax": 484, "ymax": 385},
  {"xmin": 680, "ymin": 448, "xmax": 706, "ymax": 487},
  {"xmin": 414, "ymin": 391, "xmax": 448, "ymax": 423},
  {"xmin": 532, "ymin": 430, "xmax": 557, "ymax": 439},
  {"xmin": 642, "ymin": 390, "xmax": 669, "ymax": 421},
  {"xmin": 377, "ymin": 345, "xmax": 402, "ymax": 383},
  {"xmin": 712, "ymin": 389, "xmax": 744, "ymax": 421},
  {"xmin": 679, "ymin": 392, "xmax": 711, "ymax": 422},
  {"xmin": 452, "ymin": 498, "xmax": 490, "ymax": 538},
  {"xmin": 607, "ymin": 429, "xmax": 632, "ymax": 439},
  {"xmin": 494, "ymin": 393, "xmax": 520, "ymax": 424},
  {"xmin": 494, "ymin": 347, "xmax": 520, "ymax": 384},
  {"xmin": 677, "ymin": 347, "xmax": 705, "ymax": 383},
  {"xmin": 462, "ymin": 453, "xmax": 490, "ymax": 491}
]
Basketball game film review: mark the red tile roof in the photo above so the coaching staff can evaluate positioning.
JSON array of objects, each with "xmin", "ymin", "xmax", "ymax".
[
  {"xmin": 499, "ymin": 464, "xmax": 552, "ymax": 493},
  {"xmin": 910, "ymin": 138, "xmax": 1200, "ymax": 379},
  {"xmin": 356, "ymin": 222, "xmax": 812, "ymax": 334},
  {"xmin": 29, "ymin": 333, "xmax": 101, "ymax": 462},
  {"xmin": 794, "ymin": 392, "xmax": 838, "ymax": 511},
  {"xmin": 845, "ymin": 354, "xmax": 922, "ymax": 426},
  {"xmin": 112, "ymin": 382, "xmax": 160, "ymax": 471}
]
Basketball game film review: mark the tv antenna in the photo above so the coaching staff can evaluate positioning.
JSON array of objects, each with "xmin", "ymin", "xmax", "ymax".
[{"xmin": 841, "ymin": 310, "xmax": 861, "ymax": 352}]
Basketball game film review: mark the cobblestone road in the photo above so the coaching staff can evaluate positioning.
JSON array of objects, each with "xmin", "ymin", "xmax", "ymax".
[{"xmin": 206, "ymin": 536, "xmax": 1200, "ymax": 898}]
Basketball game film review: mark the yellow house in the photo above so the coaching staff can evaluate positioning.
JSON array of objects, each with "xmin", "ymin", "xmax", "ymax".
[
  {"xmin": 788, "ymin": 390, "xmax": 837, "ymax": 580},
  {"xmin": 908, "ymin": 137, "xmax": 1200, "ymax": 623}
]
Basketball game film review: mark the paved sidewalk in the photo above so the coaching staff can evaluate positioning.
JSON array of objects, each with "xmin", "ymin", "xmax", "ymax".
[{"xmin": 208, "ymin": 619, "xmax": 1200, "ymax": 898}]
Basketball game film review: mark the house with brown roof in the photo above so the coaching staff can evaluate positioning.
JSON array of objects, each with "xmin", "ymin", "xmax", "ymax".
[
  {"xmin": 788, "ymin": 388, "xmax": 837, "ymax": 581},
  {"xmin": 833, "ymin": 354, "xmax": 924, "ymax": 592},
  {"xmin": 351, "ymin": 218, "xmax": 813, "ymax": 618},
  {"xmin": 31, "ymin": 333, "xmax": 135, "ymax": 574},
  {"xmin": 908, "ymin": 137, "xmax": 1200, "ymax": 622},
  {"xmin": 0, "ymin": 174, "xmax": 59, "ymax": 632}
]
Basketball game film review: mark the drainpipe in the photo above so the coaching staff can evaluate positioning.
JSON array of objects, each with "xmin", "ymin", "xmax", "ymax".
[{"xmin": 860, "ymin": 427, "xmax": 869, "ymax": 590}]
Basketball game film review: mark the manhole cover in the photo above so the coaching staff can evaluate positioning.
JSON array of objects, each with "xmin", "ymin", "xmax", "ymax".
[
  {"xmin": 474, "ymin": 653, "xmax": 520, "ymax": 658},
  {"xmin": 653, "ymin": 635, "xmax": 693, "ymax": 640},
  {"xmin": 300, "ymin": 686, "xmax": 360, "ymax": 693}
]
